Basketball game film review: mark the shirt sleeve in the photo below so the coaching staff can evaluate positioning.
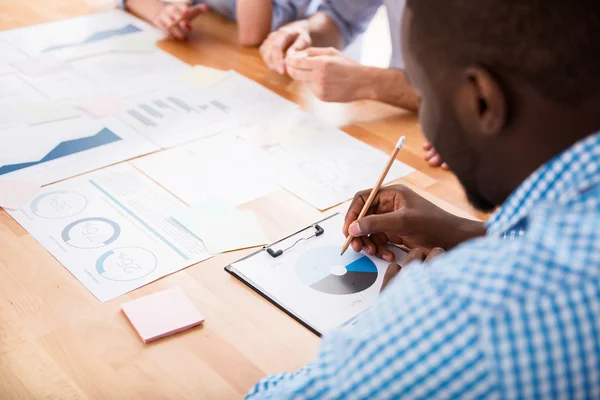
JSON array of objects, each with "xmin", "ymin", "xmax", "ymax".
[
  {"xmin": 245, "ymin": 261, "xmax": 497, "ymax": 399},
  {"xmin": 317, "ymin": 0, "xmax": 384, "ymax": 48}
]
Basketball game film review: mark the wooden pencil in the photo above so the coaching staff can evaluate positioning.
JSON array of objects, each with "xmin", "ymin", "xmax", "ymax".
[{"xmin": 341, "ymin": 136, "xmax": 406, "ymax": 256}]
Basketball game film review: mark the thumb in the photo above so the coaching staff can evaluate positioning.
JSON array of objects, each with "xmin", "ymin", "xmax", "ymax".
[{"xmin": 348, "ymin": 214, "xmax": 399, "ymax": 237}]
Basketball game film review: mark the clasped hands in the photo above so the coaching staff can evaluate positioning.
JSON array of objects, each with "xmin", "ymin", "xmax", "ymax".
[
  {"xmin": 342, "ymin": 185, "xmax": 486, "ymax": 291},
  {"xmin": 259, "ymin": 23, "xmax": 368, "ymax": 102}
]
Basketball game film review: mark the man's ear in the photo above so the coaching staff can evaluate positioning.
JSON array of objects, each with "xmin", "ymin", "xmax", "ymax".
[{"xmin": 456, "ymin": 65, "xmax": 509, "ymax": 137}]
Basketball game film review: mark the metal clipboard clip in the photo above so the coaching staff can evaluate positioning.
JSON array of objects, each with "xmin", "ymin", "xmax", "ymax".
[{"xmin": 266, "ymin": 224, "xmax": 325, "ymax": 258}]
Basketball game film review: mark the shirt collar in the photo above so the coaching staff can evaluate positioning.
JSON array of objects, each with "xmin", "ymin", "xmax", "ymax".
[{"xmin": 486, "ymin": 131, "xmax": 600, "ymax": 236}]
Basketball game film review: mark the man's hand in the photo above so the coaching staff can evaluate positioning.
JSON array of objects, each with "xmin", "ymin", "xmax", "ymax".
[
  {"xmin": 381, "ymin": 248, "xmax": 445, "ymax": 291},
  {"xmin": 285, "ymin": 47, "xmax": 369, "ymax": 102},
  {"xmin": 259, "ymin": 22, "xmax": 312, "ymax": 75},
  {"xmin": 343, "ymin": 185, "xmax": 486, "ymax": 261},
  {"xmin": 423, "ymin": 142, "xmax": 449, "ymax": 169},
  {"xmin": 152, "ymin": 3, "xmax": 207, "ymax": 41}
]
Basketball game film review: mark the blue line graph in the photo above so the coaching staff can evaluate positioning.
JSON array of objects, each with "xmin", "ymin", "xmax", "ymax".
[
  {"xmin": 42, "ymin": 24, "xmax": 142, "ymax": 53},
  {"xmin": 0, "ymin": 128, "xmax": 121, "ymax": 175}
]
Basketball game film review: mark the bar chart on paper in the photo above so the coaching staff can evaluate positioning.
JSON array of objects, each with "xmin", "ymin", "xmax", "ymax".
[{"xmin": 119, "ymin": 92, "xmax": 239, "ymax": 148}]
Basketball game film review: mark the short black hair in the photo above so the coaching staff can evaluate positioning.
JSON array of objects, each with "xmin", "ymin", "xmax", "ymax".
[{"xmin": 406, "ymin": 0, "xmax": 600, "ymax": 107}]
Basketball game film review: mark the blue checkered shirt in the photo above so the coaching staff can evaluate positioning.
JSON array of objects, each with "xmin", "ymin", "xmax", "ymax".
[{"xmin": 246, "ymin": 131, "xmax": 600, "ymax": 399}]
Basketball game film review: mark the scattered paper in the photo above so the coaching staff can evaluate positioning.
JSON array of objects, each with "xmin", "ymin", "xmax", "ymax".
[
  {"xmin": 18, "ymin": 100, "xmax": 81, "ymax": 125},
  {"xmin": 78, "ymin": 97, "xmax": 127, "ymax": 118},
  {"xmin": 177, "ymin": 209, "xmax": 269, "ymax": 254},
  {"xmin": 10, "ymin": 54, "xmax": 71, "ymax": 77},
  {"xmin": 0, "ymin": 179, "xmax": 41, "ymax": 210},
  {"xmin": 179, "ymin": 65, "xmax": 228, "ymax": 87},
  {"xmin": 108, "ymin": 35, "xmax": 156, "ymax": 53},
  {"xmin": 172, "ymin": 197, "xmax": 238, "ymax": 225},
  {"xmin": 122, "ymin": 287, "xmax": 204, "ymax": 343}
]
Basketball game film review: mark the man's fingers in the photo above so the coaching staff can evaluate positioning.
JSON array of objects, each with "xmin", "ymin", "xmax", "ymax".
[
  {"xmin": 287, "ymin": 36, "xmax": 311, "ymax": 54},
  {"xmin": 343, "ymin": 189, "xmax": 372, "ymax": 236},
  {"xmin": 165, "ymin": 5, "xmax": 185, "ymax": 22},
  {"xmin": 184, "ymin": 4, "xmax": 208, "ymax": 20},
  {"xmin": 425, "ymin": 247, "xmax": 445, "ymax": 262},
  {"xmin": 169, "ymin": 26, "xmax": 188, "ymax": 40},
  {"xmin": 304, "ymin": 47, "xmax": 338, "ymax": 57},
  {"xmin": 370, "ymin": 233, "xmax": 395, "ymax": 262},
  {"xmin": 423, "ymin": 142, "xmax": 433, "ymax": 151},
  {"xmin": 351, "ymin": 237, "xmax": 363, "ymax": 253},
  {"xmin": 286, "ymin": 65, "xmax": 313, "ymax": 81},
  {"xmin": 361, "ymin": 236, "xmax": 376, "ymax": 256},
  {"xmin": 402, "ymin": 248, "xmax": 425, "ymax": 267},
  {"xmin": 285, "ymin": 52, "xmax": 313, "ymax": 70},
  {"xmin": 348, "ymin": 213, "xmax": 400, "ymax": 238},
  {"xmin": 272, "ymin": 32, "xmax": 298, "ymax": 74},
  {"xmin": 381, "ymin": 263, "xmax": 401, "ymax": 291}
]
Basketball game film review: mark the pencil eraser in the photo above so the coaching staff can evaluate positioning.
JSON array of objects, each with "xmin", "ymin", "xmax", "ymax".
[{"xmin": 122, "ymin": 287, "xmax": 204, "ymax": 343}]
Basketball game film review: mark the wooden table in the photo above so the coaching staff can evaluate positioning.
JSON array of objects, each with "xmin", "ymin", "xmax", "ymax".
[{"xmin": 0, "ymin": 2, "xmax": 483, "ymax": 398}]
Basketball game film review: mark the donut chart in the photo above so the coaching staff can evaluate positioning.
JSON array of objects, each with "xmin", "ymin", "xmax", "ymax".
[
  {"xmin": 295, "ymin": 246, "xmax": 378, "ymax": 295},
  {"xmin": 31, "ymin": 191, "xmax": 87, "ymax": 219},
  {"xmin": 62, "ymin": 217, "xmax": 120, "ymax": 249},
  {"xmin": 96, "ymin": 247, "xmax": 157, "ymax": 281}
]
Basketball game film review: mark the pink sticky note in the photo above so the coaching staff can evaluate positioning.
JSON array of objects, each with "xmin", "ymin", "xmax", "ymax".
[
  {"xmin": 10, "ymin": 55, "xmax": 71, "ymax": 77},
  {"xmin": 78, "ymin": 97, "xmax": 127, "ymax": 118},
  {"xmin": 0, "ymin": 179, "xmax": 41, "ymax": 210},
  {"xmin": 122, "ymin": 287, "xmax": 204, "ymax": 343}
]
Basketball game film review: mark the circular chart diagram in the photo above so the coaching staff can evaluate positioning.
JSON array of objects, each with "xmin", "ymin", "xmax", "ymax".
[
  {"xmin": 96, "ymin": 247, "xmax": 157, "ymax": 281},
  {"xmin": 295, "ymin": 246, "xmax": 378, "ymax": 295},
  {"xmin": 31, "ymin": 191, "xmax": 87, "ymax": 219},
  {"xmin": 62, "ymin": 217, "xmax": 121, "ymax": 249}
]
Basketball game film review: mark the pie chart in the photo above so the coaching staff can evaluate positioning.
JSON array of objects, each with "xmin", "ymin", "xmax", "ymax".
[{"xmin": 295, "ymin": 246, "xmax": 378, "ymax": 295}]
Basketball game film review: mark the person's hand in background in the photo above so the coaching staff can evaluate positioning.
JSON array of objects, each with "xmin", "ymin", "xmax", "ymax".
[
  {"xmin": 285, "ymin": 47, "xmax": 369, "ymax": 102},
  {"xmin": 259, "ymin": 21, "xmax": 312, "ymax": 74},
  {"xmin": 423, "ymin": 142, "xmax": 449, "ymax": 169},
  {"xmin": 152, "ymin": 3, "xmax": 208, "ymax": 40}
]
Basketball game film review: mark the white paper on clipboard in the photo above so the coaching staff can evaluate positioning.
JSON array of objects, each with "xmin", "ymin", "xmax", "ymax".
[{"xmin": 226, "ymin": 213, "xmax": 407, "ymax": 336}]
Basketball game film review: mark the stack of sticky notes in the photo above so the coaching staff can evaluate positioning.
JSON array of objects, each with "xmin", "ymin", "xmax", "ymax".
[
  {"xmin": 173, "ymin": 197, "xmax": 269, "ymax": 254},
  {"xmin": 122, "ymin": 287, "xmax": 204, "ymax": 343}
]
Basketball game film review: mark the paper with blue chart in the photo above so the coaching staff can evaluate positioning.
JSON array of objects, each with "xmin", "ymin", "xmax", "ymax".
[
  {"xmin": 229, "ymin": 214, "xmax": 407, "ymax": 335},
  {"xmin": 0, "ymin": 116, "xmax": 158, "ymax": 185},
  {"xmin": 0, "ymin": 10, "xmax": 161, "ymax": 60},
  {"xmin": 6, "ymin": 164, "xmax": 210, "ymax": 302}
]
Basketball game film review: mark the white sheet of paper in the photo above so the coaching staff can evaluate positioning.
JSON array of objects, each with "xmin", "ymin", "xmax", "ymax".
[
  {"xmin": 0, "ymin": 74, "xmax": 47, "ymax": 108},
  {"xmin": 10, "ymin": 54, "xmax": 71, "ymax": 77},
  {"xmin": 0, "ymin": 10, "xmax": 160, "ymax": 58},
  {"xmin": 117, "ymin": 87, "xmax": 240, "ymax": 148},
  {"xmin": 0, "ymin": 40, "xmax": 27, "ymax": 75},
  {"xmin": 108, "ymin": 35, "xmax": 156, "ymax": 53},
  {"xmin": 22, "ymin": 51, "xmax": 189, "ymax": 102},
  {"xmin": 178, "ymin": 210, "xmax": 269, "ymax": 254},
  {"xmin": 257, "ymin": 109, "xmax": 415, "ymax": 210},
  {"xmin": 0, "ymin": 179, "xmax": 41, "ymax": 210},
  {"xmin": 172, "ymin": 197, "xmax": 238, "ymax": 225},
  {"xmin": 229, "ymin": 214, "xmax": 407, "ymax": 335},
  {"xmin": 0, "ymin": 116, "xmax": 159, "ymax": 185},
  {"xmin": 18, "ymin": 100, "xmax": 81, "ymax": 125},
  {"xmin": 179, "ymin": 65, "xmax": 228, "ymax": 87},
  {"xmin": 7, "ymin": 164, "xmax": 209, "ymax": 302},
  {"xmin": 78, "ymin": 97, "xmax": 127, "ymax": 118},
  {"xmin": 132, "ymin": 128, "xmax": 279, "ymax": 206}
]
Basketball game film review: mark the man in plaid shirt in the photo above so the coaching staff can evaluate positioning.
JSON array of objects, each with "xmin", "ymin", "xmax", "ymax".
[{"xmin": 247, "ymin": 0, "xmax": 600, "ymax": 398}]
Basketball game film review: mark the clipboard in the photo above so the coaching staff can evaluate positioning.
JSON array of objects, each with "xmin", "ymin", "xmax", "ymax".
[{"xmin": 225, "ymin": 213, "xmax": 405, "ymax": 337}]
